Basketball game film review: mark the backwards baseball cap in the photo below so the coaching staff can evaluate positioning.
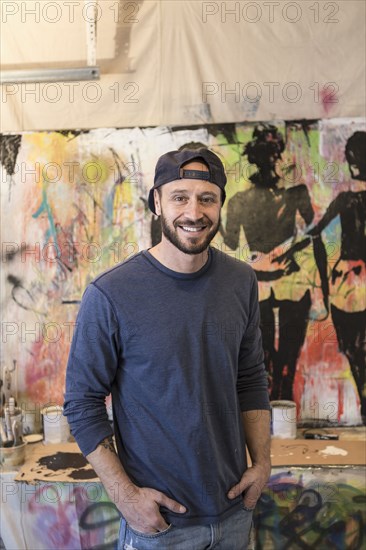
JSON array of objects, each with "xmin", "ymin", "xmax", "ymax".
[{"xmin": 148, "ymin": 148, "xmax": 227, "ymax": 214}]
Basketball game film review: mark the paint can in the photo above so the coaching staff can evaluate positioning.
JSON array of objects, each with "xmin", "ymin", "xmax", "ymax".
[
  {"xmin": 0, "ymin": 441, "xmax": 27, "ymax": 470},
  {"xmin": 41, "ymin": 405, "xmax": 70, "ymax": 444},
  {"xmin": 270, "ymin": 400, "xmax": 297, "ymax": 439}
]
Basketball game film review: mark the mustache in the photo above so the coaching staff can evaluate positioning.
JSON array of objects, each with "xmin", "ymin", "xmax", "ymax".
[{"xmin": 174, "ymin": 217, "xmax": 212, "ymax": 228}]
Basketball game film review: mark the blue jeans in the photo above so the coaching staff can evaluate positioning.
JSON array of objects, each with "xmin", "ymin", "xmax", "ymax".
[{"xmin": 118, "ymin": 506, "xmax": 254, "ymax": 549}]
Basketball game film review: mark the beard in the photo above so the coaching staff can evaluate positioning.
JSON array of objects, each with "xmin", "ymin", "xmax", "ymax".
[{"xmin": 160, "ymin": 211, "xmax": 220, "ymax": 255}]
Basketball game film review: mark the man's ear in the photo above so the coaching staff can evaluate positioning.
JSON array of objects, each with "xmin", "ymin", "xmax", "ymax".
[{"xmin": 154, "ymin": 188, "xmax": 161, "ymax": 216}]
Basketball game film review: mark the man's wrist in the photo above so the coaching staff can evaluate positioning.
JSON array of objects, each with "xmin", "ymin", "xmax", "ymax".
[
  {"xmin": 107, "ymin": 480, "xmax": 140, "ymax": 513},
  {"xmin": 252, "ymin": 460, "xmax": 271, "ymax": 477}
]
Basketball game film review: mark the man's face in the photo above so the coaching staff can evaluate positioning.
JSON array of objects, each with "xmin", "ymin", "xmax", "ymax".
[{"xmin": 154, "ymin": 161, "xmax": 221, "ymax": 255}]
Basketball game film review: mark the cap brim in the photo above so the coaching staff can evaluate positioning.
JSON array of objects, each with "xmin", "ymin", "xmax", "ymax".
[{"xmin": 148, "ymin": 187, "xmax": 157, "ymax": 214}]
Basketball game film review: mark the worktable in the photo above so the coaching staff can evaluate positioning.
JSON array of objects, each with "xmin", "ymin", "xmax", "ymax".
[{"xmin": 1, "ymin": 431, "xmax": 365, "ymax": 550}]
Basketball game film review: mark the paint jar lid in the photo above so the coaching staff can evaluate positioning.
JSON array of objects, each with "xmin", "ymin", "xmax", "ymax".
[{"xmin": 23, "ymin": 434, "xmax": 43, "ymax": 444}]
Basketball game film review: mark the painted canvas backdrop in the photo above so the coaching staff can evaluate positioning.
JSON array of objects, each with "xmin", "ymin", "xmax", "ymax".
[
  {"xmin": 2, "ymin": 467, "xmax": 365, "ymax": 549},
  {"xmin": 1, "ymin": 117, "xmax": 365, "ymax": 425}
]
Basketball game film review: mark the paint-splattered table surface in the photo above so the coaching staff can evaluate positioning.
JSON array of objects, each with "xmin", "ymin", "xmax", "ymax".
[
  {"xmin": 13, "ymin": 430, "xmax": 366, "ymax": 483},
  {"xmin": 268, "ymin": 426, "xmax": 366, "ymax": 466},
  {"xmin": 269, "ymin": 438, "xmax": 365, "ymax": 467},
  {"xmin": 15, "ymin": 442, "xmax": 98, "ymax": 482}
]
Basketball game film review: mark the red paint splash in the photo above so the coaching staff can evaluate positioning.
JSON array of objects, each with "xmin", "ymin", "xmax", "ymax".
[{"xmin": 320, "ymin": 86, "xmax": 338, "ymax": 115}]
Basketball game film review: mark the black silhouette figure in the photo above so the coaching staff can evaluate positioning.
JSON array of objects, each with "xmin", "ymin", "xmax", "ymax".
[
  {"xmin": 308, "ymin": 131, "xmax": 366, "ymax": 424},
  {"xmin": 221, "ymin": 124, "xmax": 328, "ymax": 401}
]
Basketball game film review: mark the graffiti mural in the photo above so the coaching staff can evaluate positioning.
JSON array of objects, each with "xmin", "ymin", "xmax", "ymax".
[
  {"xmin": 1, "ymin": 470, "xmax": 364, "ymax": 549},
  {"xmin": 0, "ymin": 119, "xmax": 365, "ymax": 424},
  {"xmin": 221, "ymin": 124, "xmax": 329, "ymax": 403},
  {"xmin": 255, "ymin": 468, "xmax": 366, "ymax": 549},
  {"xmin": 21, "ymin": 483, "xmax": 120, "ymax": 549}
]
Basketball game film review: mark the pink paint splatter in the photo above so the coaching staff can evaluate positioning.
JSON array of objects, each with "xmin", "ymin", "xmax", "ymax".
[{"xmin": 320, "ymin": 86, "xmax": 338, "ymax": 116}]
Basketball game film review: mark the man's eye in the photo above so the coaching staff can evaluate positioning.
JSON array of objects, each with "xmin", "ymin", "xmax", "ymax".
[
  {"xmin": 173, "ymin": 196, "xmax": 186, "ymax": 202},
  {"xmin": 201, "ymin": 197, "xmax": 215, "ymax": 203}
]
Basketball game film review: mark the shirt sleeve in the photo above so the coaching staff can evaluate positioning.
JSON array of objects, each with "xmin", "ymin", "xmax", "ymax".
[
  {"xmin": 236, "ymin": 273, "xmax": 270, "ymax": 412},
  {"xmin": 63, "ymin": 283, "xmax": 121, "ymax": 456}
]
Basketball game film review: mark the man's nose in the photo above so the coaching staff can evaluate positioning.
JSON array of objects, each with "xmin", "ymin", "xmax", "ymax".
[{"xmin": 184, "ymin": 199, "xmax": 202, "ymax": 220}]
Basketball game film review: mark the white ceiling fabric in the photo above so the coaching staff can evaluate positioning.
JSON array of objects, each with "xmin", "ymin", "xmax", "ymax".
[{"xmin": 0, "ymin": 0, "xmax": 365, "ymax": 131}]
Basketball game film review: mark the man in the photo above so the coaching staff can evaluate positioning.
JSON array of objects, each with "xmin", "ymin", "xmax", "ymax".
[{"xmin": 64, "ymin": 148, "xmax": 271, "ymax": 550}]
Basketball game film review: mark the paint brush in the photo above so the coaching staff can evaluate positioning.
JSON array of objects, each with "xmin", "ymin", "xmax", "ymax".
[
  {"xmin": 304, "ymin": 433, "xmax": 339, "ymax": 440},
  {"xmin": 12, "ymin": 419, "xmax": 22, "ymax": 446},
  {"xmin": 4, "ymin": 410, "xmax": 14, "ymax": 443},
  {"xmin": 8, "ymin": 397, "xmax": 15, "ymax": 416},
  {"xmin": 0, "ymin": 421, "xmax": 8, "ymax": 446},
  {"xmin": 0, "ymin": 421, "xmax": 13, "ymax": 448}
]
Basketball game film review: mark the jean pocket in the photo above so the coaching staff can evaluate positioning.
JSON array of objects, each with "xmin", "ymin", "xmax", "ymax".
[{"xmin": 127, "ymin": 523, "xmax": 172, "ymax": 539}]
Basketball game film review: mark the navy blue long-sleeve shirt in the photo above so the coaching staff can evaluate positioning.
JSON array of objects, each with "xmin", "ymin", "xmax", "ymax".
[{"xmin": 64, "ymin": 247, "xmax": 270, "ymax": 526}]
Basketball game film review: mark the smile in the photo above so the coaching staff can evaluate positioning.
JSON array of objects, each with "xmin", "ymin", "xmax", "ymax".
[{"xmin": 179, "ymin": 226, "xmax": 207, "ymax": 233}]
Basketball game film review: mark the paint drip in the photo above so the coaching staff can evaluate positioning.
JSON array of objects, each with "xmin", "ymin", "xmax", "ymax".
[{"xmin": 318, "ymin": 445, "xmax": 348, "ymax": 456}]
